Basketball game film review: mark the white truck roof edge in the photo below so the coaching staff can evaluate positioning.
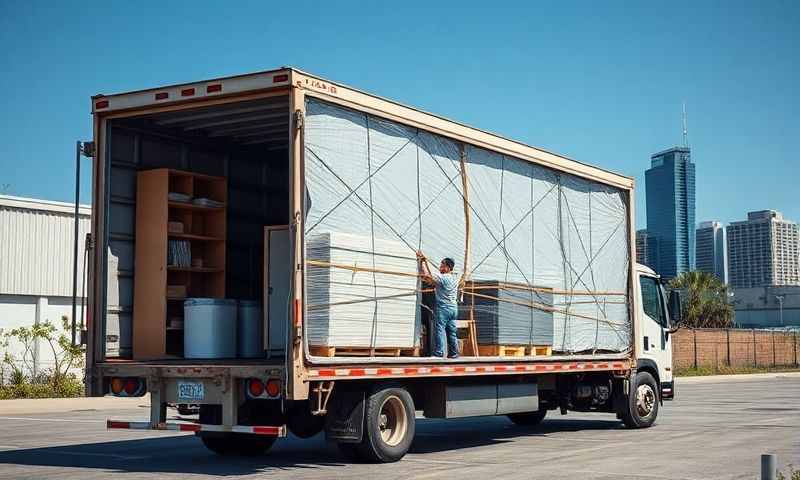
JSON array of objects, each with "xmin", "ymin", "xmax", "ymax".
[{"xmin": 91, "ymin": 66, "xmax": 633, "ymax": 190}]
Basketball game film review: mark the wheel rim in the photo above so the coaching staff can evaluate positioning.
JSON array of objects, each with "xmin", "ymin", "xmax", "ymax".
[
  {"xmin": 636, "ymin": 383, "xmax": 656, "ymax": 417},
  {"xmin": 378, "ymin": 395, "xmax": 407, "ymax": 447}
]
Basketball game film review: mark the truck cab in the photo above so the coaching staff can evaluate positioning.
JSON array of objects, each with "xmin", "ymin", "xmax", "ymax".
[{"xmin": 636, "ymin": 263, "xmax": 679, "ymax": 404}]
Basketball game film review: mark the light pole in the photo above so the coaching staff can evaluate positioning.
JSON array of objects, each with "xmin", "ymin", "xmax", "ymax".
[{"xmin": 775, "ymin": 295, "xmax": 785, "ymax": 327}]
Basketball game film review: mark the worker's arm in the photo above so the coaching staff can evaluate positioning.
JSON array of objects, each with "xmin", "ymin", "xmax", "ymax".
[{"xmin": 416, "ymin": 250, "xmax": 438, "ymax": 285}]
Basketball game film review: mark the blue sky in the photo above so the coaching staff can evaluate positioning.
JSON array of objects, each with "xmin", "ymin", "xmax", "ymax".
[{"xmin": 1, "ymin": 1, "xmax": 797, "ymax": 228}]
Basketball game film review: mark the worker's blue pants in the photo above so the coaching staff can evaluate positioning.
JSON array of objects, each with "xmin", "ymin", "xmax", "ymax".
[{"xmin": 432, "ymin": 304, "xmax": 459, "ymax": 358}]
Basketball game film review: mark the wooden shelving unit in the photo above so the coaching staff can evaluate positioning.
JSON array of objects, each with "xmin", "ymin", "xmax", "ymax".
[{"xmin": 133, "ymin": 168, "xmax": 227, "ymax": 360}]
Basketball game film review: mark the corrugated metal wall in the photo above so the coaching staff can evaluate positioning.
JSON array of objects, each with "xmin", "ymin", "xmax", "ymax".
[{"xmin": 0, "ymin": 202, "xmax": 91, "ymax": 297}]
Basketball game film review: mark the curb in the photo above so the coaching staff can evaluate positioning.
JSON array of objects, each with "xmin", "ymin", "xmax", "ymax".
[{"xmin": 0, "ymin": 394, "xmax": 151, "ymax": 415}]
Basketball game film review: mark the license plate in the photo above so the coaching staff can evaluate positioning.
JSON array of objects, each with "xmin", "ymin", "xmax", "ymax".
[{"xmin": 177, "ymin": 381, "xmax": 204, "ymax": 401}]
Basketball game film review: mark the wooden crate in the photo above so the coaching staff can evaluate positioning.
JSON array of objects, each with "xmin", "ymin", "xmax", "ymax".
[
  {"xmin": 477, "ymin": 344, "xmax": 552, "ymax": 357},
  {"xmin": 309, "ymin": 345, "xmax": 420, "ymax": 358}
]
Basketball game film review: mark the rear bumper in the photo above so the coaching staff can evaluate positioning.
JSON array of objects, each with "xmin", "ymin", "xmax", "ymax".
[{"xmin": 107, "ymin": 420, "xmax": 286, "ymax": 436}]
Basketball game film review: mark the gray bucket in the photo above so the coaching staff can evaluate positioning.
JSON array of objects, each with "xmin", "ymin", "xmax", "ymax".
[
  {"xmin": 184, "ymin": 298, "xmax": 237, "ymax": 358},
  {"xmin": 238, "ymin": 300, "xmax": 264, "ymax": 358}
]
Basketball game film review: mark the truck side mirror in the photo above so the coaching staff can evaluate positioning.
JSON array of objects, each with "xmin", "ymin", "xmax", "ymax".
[{"xmin": 668, "ymin": 290, "xmax": 682, "ymax": 328}]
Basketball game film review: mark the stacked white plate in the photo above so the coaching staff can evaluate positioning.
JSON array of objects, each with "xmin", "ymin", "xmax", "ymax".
[{"xmin": 306, "ymin": 232, "xmax": 420, "ymax": 349}]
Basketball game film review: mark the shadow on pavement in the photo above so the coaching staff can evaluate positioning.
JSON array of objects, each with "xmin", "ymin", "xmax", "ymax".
[
  {"xmin": 0, "ymin": 417, "xmax": 623, "ymax": 474},
  {"xmin": 410, "ymin": 417, "xmax": 623, "ymax": 454},
  {"xmin": 0, "ymin": 434, "xmax": 346, "ymax": 476}
]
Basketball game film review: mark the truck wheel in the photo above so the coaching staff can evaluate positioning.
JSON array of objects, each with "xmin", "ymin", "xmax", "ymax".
[
  {"xmin": 507, "ymin": 407, "xmax": 547, "ymax": 426},
  {"xmin": 621, "ymin": 371, "xmax": 659, "ymax": 428},
  {"xmin": 200, "ymin": 433, "xmax": 276, "ymax": 456},
  {"xmin": 355, "ymin": 386, "xmax": 415, "ymax": 463}
]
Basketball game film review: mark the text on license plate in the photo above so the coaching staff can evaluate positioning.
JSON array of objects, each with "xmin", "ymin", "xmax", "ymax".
[{"xmin": 177, "ymin": 381, "xmax": 204, "ymax": 401}]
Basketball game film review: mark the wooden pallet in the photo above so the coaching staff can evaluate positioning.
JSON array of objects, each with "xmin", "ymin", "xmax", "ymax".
[
  {"xmin": 309, "ymin": 345, "xmax": 420, "ymax": 357},
  {"xmin": 477, "ymin": 345, "xmax": 552, "ymax": 357}
]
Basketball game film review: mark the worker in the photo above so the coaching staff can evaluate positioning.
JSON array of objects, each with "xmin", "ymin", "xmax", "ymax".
[{"xmin": 416, "ymin": 251, "xmax": 459, "ymax": 359}]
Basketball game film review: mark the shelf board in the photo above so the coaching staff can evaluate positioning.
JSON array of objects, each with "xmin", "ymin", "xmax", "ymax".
[
  {"xmin": 168, "ymin": 232, "xmax": 224, "ymax": 242},
  {"xmin": 167, "ymin": 296, "xmax": 187, "ymax": 301},
  {"xmin": 167, "ymin": 266, "xmax": 224, "ymax": 273},
  {"xmin": 168, "ymin": 201, "xmax": 226, "ymax": 212}
]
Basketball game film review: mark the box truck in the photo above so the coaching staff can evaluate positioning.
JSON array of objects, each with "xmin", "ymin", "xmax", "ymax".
[{"xmin": 84, "ymin": 67, "xmax": 680, "ymax": 462}]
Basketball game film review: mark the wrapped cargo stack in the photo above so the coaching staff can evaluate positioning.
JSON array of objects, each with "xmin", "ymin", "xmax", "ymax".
[
  {"xmin": 461, "ymin": 281, "xmax": 554, "ymax": 356},
  {"xmin": 306, "ymin": 232, "xmax": 421, "ymax": 354}
]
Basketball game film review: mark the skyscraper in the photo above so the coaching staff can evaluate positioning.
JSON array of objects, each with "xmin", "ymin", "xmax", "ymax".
[
  {"xmin": 636, "ymin": 229, "xmax": 658, "ymax": 270},
  {"xmin": 645, "ymin": 146, "xmax": 696, "ymax": 279},
  {"xmin": 727, "ymin": 210, "xmax": 800, "ymax": 288},
  {"xmin": 695, "ymin": 221, "xmax": 728, "ymax": 283}
]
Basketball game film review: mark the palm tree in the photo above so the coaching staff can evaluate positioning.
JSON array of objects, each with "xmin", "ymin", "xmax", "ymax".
[{"xmin": 669, "ymin": 271, "xmax": 734, "ymax": 328}]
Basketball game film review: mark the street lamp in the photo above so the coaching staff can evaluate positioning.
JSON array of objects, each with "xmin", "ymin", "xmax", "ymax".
[{"xmin": 774, "ymin": 295, "xmax": 785, "ymax": 327}]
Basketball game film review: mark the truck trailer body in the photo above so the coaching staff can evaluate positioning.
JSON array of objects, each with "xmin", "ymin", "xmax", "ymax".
[{"xmin": 85, "ymin": 68, "xmax": 678, "ymax": 462}]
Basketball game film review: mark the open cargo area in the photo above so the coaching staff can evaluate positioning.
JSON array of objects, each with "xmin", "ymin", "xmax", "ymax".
[{"xmin": 102, "ymin": 94, "xmax": 291, "ymax": 361}]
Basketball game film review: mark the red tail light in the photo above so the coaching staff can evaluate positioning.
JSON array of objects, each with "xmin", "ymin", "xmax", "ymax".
[
  {"xmin": 124, "ymin": 379, "xmax": 138, "ymax": 395},
  {"xmin": 109, "ymin": 377, "xmax": 144, "ymax": 397},
  {"xmin": 110, "ymin": 378, "xmax": 124, "ymax": 394},
  {"xmin": 248, "ymin": 378, "xmax": 265, "ymax": 397},
  {"xmin": 266, "ymin": 379, "xmax": 281, "ymax": 398}
]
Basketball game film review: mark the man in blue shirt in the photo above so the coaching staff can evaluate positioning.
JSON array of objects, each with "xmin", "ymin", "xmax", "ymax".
[{"xmin": 416, "ymin": 251, "xmax": 459, "ymax": 359}]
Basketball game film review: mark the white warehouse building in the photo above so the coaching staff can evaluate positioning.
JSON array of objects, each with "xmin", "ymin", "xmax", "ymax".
[{"xmin": 0, "ymin": 195, "xmax": 90, "ymax": 377}]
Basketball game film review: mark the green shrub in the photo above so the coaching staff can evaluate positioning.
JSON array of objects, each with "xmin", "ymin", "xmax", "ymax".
[{"xmin": 0, "ymin": 316, "xmax": 85, "ymax": 399}]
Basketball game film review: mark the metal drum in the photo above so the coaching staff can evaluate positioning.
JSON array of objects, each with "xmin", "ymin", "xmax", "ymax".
[
  {"xmin": 184, "ymin": 298, "xmax": 237, "ymax": 358},
  {"xmin": 237, "ymin": 300, "xmax": 264, "ymax": 358}
]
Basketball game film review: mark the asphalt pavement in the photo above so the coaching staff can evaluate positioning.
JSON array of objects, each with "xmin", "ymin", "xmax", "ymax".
[{"xmin": 0, "ymin": 373, "xmax": 797, "ymax": 479}]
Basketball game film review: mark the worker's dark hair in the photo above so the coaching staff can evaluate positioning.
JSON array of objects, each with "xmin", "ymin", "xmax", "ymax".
[{"xmin": 442, "ymin": 257, "xmax": 455, "ymax": 270}]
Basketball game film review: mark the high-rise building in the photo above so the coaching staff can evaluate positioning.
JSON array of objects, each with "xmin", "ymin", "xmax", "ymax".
[
  {"xmin": 645, "ymin": 146, "xmax": 696, "ymax": 279},
  {"xmin": 636, "ymin": 229, "xmax": 658, "ymax": 270},
  {"xmin": 727, "ymin": 210, "xmax": 800, "ymax": 288},
  {"xmin": 695, "ymin": 221, "xmax": 728, "ymax": 283}
]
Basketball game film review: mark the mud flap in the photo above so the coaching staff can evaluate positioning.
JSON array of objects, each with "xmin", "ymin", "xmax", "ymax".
[{"xmin": 324, "ymin": 389, "xmax": 365, "ymax": 443}]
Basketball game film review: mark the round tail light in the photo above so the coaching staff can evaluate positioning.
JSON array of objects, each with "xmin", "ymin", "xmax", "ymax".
[
  {"xmin": 124, "ymin": 379, "xmax": 139, "ymax": 395},
  {"xmin": 248, "ymin": 378, "xmax": 265, "ymax": 397},
  {"xmin": 266, "ymin": 379, "xmax": 281, "ymax": 398},
  {"xmin": 110, "ymin": 378, "xmax": 124, "ymax": 395}
]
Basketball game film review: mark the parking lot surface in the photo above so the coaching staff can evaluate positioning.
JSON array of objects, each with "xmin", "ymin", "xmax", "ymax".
[{"xmin": 0, "ymin": 373, "xmax": 797, "ymax": 479}]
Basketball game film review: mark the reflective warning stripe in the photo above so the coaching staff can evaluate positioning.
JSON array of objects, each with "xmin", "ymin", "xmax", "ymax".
[
  {"xmin": 307, "ymin": 361, "xmax": 629, "ymax": 380},
  {"xmin": 107, "ymin": 420, "xmax": 286, "ymax": 436}
]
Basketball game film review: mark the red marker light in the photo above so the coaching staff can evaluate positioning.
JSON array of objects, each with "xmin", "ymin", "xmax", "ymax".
[
  {"xmin": 181, "ymin": 88, "xmax": 195, "ymax": 97},
  {"xmin": 95, "ymin": 100, "xmax": 109, "ymax": 109},
  {"xmin": 206, "ymin": 84, "xmax": 222, "ymax": 93},
  {"xmin": 110, "ymin": 378, "xmax": 124, "ymax": 394},
  {"xmin": 273, "ymin": 74, "xmax": 289, "ymax": 83},
  {"xmin": 124, "ymin": 379, "xmax": 138, "ymax": 395},
  {"xmin": 266, "ymin": 379, "xmax": 281, "ymax": 398},
  {"xmin": 155, "ymin": 92, "xmax": 169, "ymax": 100},
  {"xmin": 248, "ymin": 378, "xmax": 264, "ymax": 397}
]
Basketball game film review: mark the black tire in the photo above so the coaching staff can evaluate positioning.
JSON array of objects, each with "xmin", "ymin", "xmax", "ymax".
[
  {"xmin": 287, "ymin": 407, "xmax": 325, "ymax": 439},
  {"xmin": 620, "ymin": 371, "xmax": 659, "ymax": 428},
  {"xmin": 507, "ymin": 407, "xmax": 548, "ymax": 426},
  {"xmin": 200, "ymin": 433, "xmax": 276, "ymax": 456},
  {"xmin": 353, "ymin": 385, "xmax": 416, "ymax": 463}
]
